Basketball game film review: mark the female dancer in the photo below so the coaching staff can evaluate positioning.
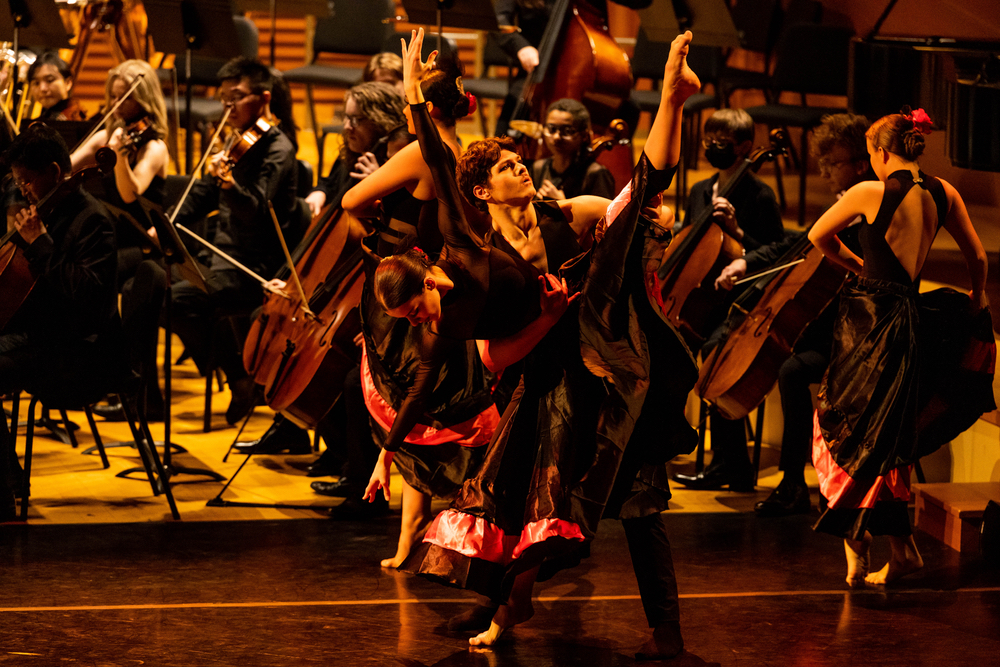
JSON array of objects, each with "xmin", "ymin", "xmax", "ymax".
[
  {"xmin": 809, "ymin": 108, "xmax": 994, "ymax": 586},
  {"xmin": 341, "ymin": 56, "xmax": 500, "ymax": 569},
  {"xmin": 368, "ymin": 28, "xmax": 699, "ymax": 649}
]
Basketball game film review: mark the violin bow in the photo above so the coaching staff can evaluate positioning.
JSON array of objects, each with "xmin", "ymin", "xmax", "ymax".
[
  {"xmin": 268, "ymin": 201, "xmax": 318, "ymax": 320},
  {"xmin": 71, "ymin": 71, "xmax": 147, "ymax": 154},
  {"xmin": 733, "ymin": 259, "xmax": 806, "ymax": 285},
  {"xmin": 167, "ymin": 106, "xmax": 232, "ymax": 225}
]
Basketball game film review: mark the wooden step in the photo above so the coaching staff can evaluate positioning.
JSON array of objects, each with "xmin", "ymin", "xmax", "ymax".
[{"xmin": 914, "ymin": 482, "xmax": 1000, "ymax": 552}]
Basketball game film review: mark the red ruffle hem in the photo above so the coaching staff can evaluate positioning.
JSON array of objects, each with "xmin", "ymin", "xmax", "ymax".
[{"xmin": 423, "ymin": 508, "xmax": 586, "ymax": 564}]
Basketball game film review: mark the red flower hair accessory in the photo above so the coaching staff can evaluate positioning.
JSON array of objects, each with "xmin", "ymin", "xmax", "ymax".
[
  {"xmin": 465, "ymin": 92, "xmax": 478, "ymax": 116},
  {"xmin": 905, "ymin": 108, "xmax": 933, "ymax": 135}
]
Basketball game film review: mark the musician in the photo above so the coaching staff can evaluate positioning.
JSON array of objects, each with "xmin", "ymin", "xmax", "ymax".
[
  {"xmin": 26, "ymin": 52, "xmax": 88, "ymax": 123},
  {"xmin": 490, "ymin": 0, "xmax": 652, "ymax": 138},
  {"xmin": 362, "ymin": 52, "xmax": 405, "ymax": 93},
  {"xmin": 713, "ymin": 114, "xmax": 873, "ymax": 516},
  {"xmin": 0, "ymin": 124, "xmax": 119, "ymax": 522},
  {"xmin": 235, "ymin": 81, "xmax": 406, "ymax": 458},
  {"xmin": 672, "ymin": 107, "xmax": 785, "ymax": 493},
  {"xmin": 531, "ymin": 98, "xmax": 615, "ymax": 200},
  {"xmin": 169, "ymin": 57, "xmax": 300, "ymax": 425}
]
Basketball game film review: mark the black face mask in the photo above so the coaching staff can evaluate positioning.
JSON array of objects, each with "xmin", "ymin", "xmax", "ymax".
[{"xmin": 705, "ymin": 144, "xmax": 738, "ymax": 170}]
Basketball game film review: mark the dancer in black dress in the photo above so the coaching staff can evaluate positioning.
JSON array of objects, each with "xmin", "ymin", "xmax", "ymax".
[{"xmin": 808, "ymin": 108, "xmax": 994, "ymax": 586}]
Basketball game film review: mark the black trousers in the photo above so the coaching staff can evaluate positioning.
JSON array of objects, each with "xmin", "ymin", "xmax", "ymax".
[
  {"xmin": 777, "ymin": 349, "xmax": 828, "ymax": 472},
  {"xmin": 622, "ymin": 512, "xmax": 681, "ymax": 627},
  {"xmin": 120, "ymin": 258, "xmax": 168, "ymax": 410}
]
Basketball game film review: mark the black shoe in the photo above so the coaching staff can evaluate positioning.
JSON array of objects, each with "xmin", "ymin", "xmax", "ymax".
[
  {"xmin": 754, "ymin": 479, "xmax": 811, "ymax": 517},
  {"xmin": 306, "ymin": 457, "xmax": 341, "ymax": 477},
  {"xmin": 311, "ymin": 479, "xmax": 356, "ymax": 498},
  {"xmin": 226, "ymin": 376, "xmax": 259, "ymax": 425},
  {"xmin": 92, "ymin": 402, "xmax": 127, "ymax": 421},
  {"xmin": 672, "ymin": 462, "xmax": 755, "ymax": 492},
  {"xmin": 328, "ymin": 495, "xmax": 389, "ymax": 520},
  {"xmin": 233, "ymin": 419, "xmax": 311, "ymax": 455}
]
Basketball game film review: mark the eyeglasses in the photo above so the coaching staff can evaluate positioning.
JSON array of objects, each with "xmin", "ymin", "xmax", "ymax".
[
  {"xmin": 543, "ymin": 124, "xmax": 580, "ymax": 138},
  {"xmin": 219, "ymin": 91, "xmax": 259, "ymax": 106},
  {"xmin": 343, "ymin": 113, "xmax": 369, "ymax": 126},
  {"xmin": 702, "ymin": 138, "xmax": 735, "ymax": 150}
]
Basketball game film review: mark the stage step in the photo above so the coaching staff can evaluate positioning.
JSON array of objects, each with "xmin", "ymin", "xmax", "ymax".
[{"xmin": 914, "ymin": 482, "xmax": 1000, "ymax": 552}]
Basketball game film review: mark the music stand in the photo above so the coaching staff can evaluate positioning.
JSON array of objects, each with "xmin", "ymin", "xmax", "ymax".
[
  {"xmin": 234, "ymin": 0, "xmax": 330, "ymax": 66},
  {"xmin": 637, "ymin": 0, "xmax": 741, "ymax": 47},
  {"xmin": 0, "ymin": 0, "xmax": 70, "ymax": 94},
  {"xmin": 144, "ymin": 0, "xmax": 243, "ymax": 174},
  {"xmin": 399, "ymin": 0, "xmax": 498, "ymax": 50}
]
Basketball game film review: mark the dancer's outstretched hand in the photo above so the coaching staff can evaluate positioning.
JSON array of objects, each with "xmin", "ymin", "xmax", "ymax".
[
  {"xmin": 364, "ymin": 449, "xmax": 394, "ymax": 503},
  {"xmin": 663, "ymin": 31, "xmax": 701, "ymax": 106},
  {"xmin": 401, "ymin": 28, "xmax": 437, "ymax": 105},
  {"xmin": 538, "ymin": 273, "xmax": 579, "ymax": 322}
]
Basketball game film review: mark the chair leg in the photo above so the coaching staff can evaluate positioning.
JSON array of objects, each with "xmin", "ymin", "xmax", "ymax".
[
  {"xmin": 305, "ymin": 83, "xmax": 321, "ymax": 176},
  {"xmin": 83, "ymin": 406, "xmax": 111, "ymax": 470},
  {"xmin": 694, "ymin": 400, "xmax": 708, "ymax": 475},
  {"xmin": 751, "ymin": 401, "xmax": 765, "ymax": 485},
  {"xmin": 60, "ymin": 409, "xmax": 80, "ymax": 448},
  {"xmin": 120, "ymin": 398, "xmax": 180, "ymax": 520},
  {"xmin": 798, "ymin": 129, "xmax": 810, "ymax": 227},
  {"xmin": 20, "ymin": 396, "xmax": 40, "ymax": 521},
  {"xmin": 204, "ymin": 374, "xmax": 213, "ymax": 433},
  {"xmin": 8, "ymin": 393, "xmax": 19, "ymax": 461}
]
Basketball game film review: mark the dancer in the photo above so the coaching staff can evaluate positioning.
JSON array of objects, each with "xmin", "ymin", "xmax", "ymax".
[{"xmin": 808, "ymin": 108, "xmax": 994, "ymax": 586}]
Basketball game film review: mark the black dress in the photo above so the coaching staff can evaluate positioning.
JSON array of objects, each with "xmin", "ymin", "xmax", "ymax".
[
  {"xmin": 401, "ymin": 100, "xmax": 679, "ymax": 601},
  {"xmin": 813, "ymin": 171, "xmax": 996, "ymax": 540}
]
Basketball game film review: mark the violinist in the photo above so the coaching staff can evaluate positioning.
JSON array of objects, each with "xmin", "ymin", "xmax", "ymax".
[
  {"xmin": 713, "ymin": 114, "xmax": 874, "ymax": 516},
  {"xmin": 169, "ymin": 57, "xmax": 300, "ymax": 424},
  {"xmin": 25, "ymin": 52, "xmax": 88, "ymax": 124},
  {"xmin": 531, "ymin": 98, "xmax": 615, "ymax": 200},
  {"xmin": 672, "ymin": 107, "xmax": 784, "ymax": 494},
  {"xmin": 0, "ymin": 124, "xmax": 119, "ymax": 522}
]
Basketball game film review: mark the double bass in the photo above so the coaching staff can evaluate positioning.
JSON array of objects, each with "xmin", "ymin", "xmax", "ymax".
[
  {"xmin": 695, "ymin": 233, "xmax": 848, "ymax": 420},
  {"xmin": 646, "ymin": 130, "xmax": 789, "ymax": 349}
]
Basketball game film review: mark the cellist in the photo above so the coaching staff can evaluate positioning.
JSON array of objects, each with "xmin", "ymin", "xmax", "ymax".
[
  {"xmin": 711, "ymin": 113, "xmax": 874, "ymax": 516},
  {"xmin": 0, "ymin": 124, "xmax": 120, "ymax": 522}
]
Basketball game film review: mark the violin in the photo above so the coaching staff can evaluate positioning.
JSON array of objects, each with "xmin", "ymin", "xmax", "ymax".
[
  {"xmin": 646, "ymin": 129, "xmax": 789, "ymax": 349},
  {"xmin": 119, "ymin": 117, "xmax": 157, "ymax": 156},
  {"xmin": 0, "ymin": 146, "xmax": 117, "ymax": 332},
  {"xmin": 214, "ymin": 117, "xmax": 272, "ymax": 186},
  {"xmin": 695, "ymin": 233, "xmax": 848, "ymax": 420}
]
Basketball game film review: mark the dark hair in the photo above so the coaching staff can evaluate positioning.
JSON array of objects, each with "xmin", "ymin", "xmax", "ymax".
[
  {"xmin": 217, "ymin": 57, "xmax": 274, "ymax": 94},
  {"xmin": 374, "ymin": 248, "xmax": 432, "ymax": 311},
  {"xmin": 812, "ymin": 113, "xmax": 870, "ymax": 161},
  {"xmin": 866, "ymin": 112, "xmax": 925, "ymax": 162},
  {"xmin": 421, "ymin": 56, "xmax": 471, "ymax": 126},
  {"xmin": 456, "ymin": 135, "xmax": 518, "ymax": 212},
  {"xmin": 268, "ymin": 67, "xmax": 298, "ymax": 150},
  {"xmin": 704, "ymin": 108, "xmax": 754, "ymax": 145},
  {"xmin": 545, "ymin": 98, "xmax": 590, "ymax": 133},
  {"xmin": 1, "ymin": 122, "xmax": 71, "ymax": 174},
  {"xmin": 27, "ymin": 51, "xmax": 72, "ymax": 84},
  {"xmin": 340, "ymin": 81, "xmax": 406, "ymax": 163}
]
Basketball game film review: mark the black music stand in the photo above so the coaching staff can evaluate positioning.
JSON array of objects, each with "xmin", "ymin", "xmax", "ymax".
[
  {"xmin": 234, "ymin": 0, "xmax": 330, "ymax": 66},
  {"xmin": 399, "ymin": 0, "xmax": 498, "ymax": 50},
  {"xmin": 0, "ymin": 0, "xmax": 70, "ymax": 93},
  {"xmin": 144, "ymin": 0, "xmax": 243, "ymax": 174},
  {"xmin": 636, "ymin": 0, "xmax": 740, "ymax": 47}
]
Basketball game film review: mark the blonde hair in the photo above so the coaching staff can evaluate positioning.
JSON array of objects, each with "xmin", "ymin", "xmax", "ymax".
[{"xmin": 103, "ymin": 59, "xmax": 169, "ymax": 141}]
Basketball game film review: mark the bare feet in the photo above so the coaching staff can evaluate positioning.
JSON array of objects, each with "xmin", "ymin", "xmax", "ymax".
[
  {"xmin": 844, "ymin": 534, "xmax": 872, "ymax": 587},
  {"xmin": 468, "ymin": 599, "xmax": 535, "ymax": 647},
  {"xmin": 448, "ymin": 602, "xmax": 499, "ymax": 632},
  {"xmin": 865, "ymin": 534, "xmax": 924, "ymax": 586},
  {"xmin": 636, "ymin": 621, "xmax": 684, "ymax": 661}
]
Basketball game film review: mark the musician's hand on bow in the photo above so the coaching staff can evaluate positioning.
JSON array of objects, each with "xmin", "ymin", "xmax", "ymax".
[
  {"xmin": 364, "ymin": 449, "xmax": 394, "ymax": 503},
  {"xmin": 351, "ymin": 152, "xmax": 381, "ymax": 180},
  {"xmin": 305, "ymin": 191, "xmax": 326, "ymax": 218},
  {"xmin": 663, "ymin": 30, "xmax": 701, "ymax": 107},
  {"xmin": 262, "ymin": 278, "xmax": 289, "ymax": 299},
  {"xmin": 14, "ymin": 205, "xmax": 46, "ymax": 245},
  {"xmin": 716, "ymin": 258, "xmax": 747, "ymax": 291},
  {"xmin": 401, "ymin": 28, "xmax": 436, "ymax": 105},
  {"xmin": 536, "ymin": 179, "xmax": 564, "ymax": 200},
  {"xmin": 517, "ymin": 46, "xmax": 540, "ymax": 73}
]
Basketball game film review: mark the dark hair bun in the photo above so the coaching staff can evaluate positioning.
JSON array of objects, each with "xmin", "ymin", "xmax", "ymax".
[{"xmin": 902, "ymin": 127, "xmax": 925, "ymax": 161}]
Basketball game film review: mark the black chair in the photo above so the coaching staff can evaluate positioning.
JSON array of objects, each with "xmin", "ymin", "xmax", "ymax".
[
  {"xmin": 462, "ymin": 32, "xmax": 515, "ymax": 137},
  {"xmin": 159, "ymin": 16, "xmax": 260, "ymax": 173},
  {"xmin": 12, "ymin": 370, "xmax": 179, "ymax": 522},
  {"xmin": 282, "ymin": 0, "xmax": 395, "ymax": 177},
  {"xmin": 744, "ymin": 23, "xmax": 854, "ymax": 226}
]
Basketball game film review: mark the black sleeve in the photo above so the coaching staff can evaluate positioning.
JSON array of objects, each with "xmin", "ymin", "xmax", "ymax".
[
  {"xmin": 738, "ymin": 182, "xmax": 784, "ymax": 252},
  {"xmin": 313, "ymin": 157, "xmax": 355, "ymax": 209},
  {"xmin": 220, "ymin": 135, "xmax": 295, "ymax": 232},
  {"xmin": 493, "ymin": 0, "xmax": 533, "ymax": 58},
  {"xmin": 411, "ymin": 103, "xmax": 481, "ymax": 250},
  {"xmin": 583, "ymin": 163, "xmax": 616, "ymax": 200},
  {"xmin": 743, "ymin": 232, "xmax": 801, "ymax": 273},
  {"xmin": 23, "ymin": 211, "xmax": 115, "ymax": 309},
  {"xmin": 382, "ymin": 329, "xmax": 459, "ymax": 452}
]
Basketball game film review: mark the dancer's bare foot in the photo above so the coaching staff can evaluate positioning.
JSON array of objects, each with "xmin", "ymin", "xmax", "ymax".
[
  {"xmin": 468, "ymin": 599, "xmax": 535, "ymax": 647},
  {"xmin": 381, "ymin": 483, "xmax": 431, "ymax": 568},
  {"xmin": 844, "ymin": 534, "xmax": 872, "ymax": 587},
  {"xmin": 636, "ymin": 621, "xmax": 684, "ymax": 661},
  {"xmin": 448, "ymin": 602, "xmax": 499, "ymax": 632},
  {"xmin": 865, "ymin": 534, "xmax": 923, "ymax": 585}
]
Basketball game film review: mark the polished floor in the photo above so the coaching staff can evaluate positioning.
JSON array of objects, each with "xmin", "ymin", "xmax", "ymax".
[{"xmin": 2, "ymin": 511, "xmax": 998, "ymax": 666}]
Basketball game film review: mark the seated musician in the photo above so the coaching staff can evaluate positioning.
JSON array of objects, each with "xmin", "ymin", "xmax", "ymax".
[
  {"xmin": 25, "ymin": 52, "xmax": 88, "ymax": 123},
  {"xmin": 531, "ymin": 98, "xmax": 615, "ymax": 200},
  {"xmin": 168, "ymin": 56, "xmax": 300, "ymax": 425},
  {"xmin": 0, "ymin": 124, "xmax": 119, "ymax": 522},
  {"xmin": 236, "ymin": 81, "xmax": 406, "ymax": 466},
  {"xmin": 672, "ymin": 107, "xmax": 785, "ymax": 493},
  {"xmin": 713, "ymin": 113, "xmax": 874, "ymax": 516},
  {"xmin": 363, "ymin": 52, "xmax": 405, "ymax": 94}
]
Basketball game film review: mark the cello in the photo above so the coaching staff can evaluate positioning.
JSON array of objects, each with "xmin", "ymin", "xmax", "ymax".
[
  {"xmin": 695, "ymin": 233, "xmax": 848, "ymax": 420},
  {"xmin": 507, "ymin": 0, "xmax": 634, "ymax": 188},
  {"xmin": 646, "ymin": 129, "xmax": 789, "ymax": 349}
]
